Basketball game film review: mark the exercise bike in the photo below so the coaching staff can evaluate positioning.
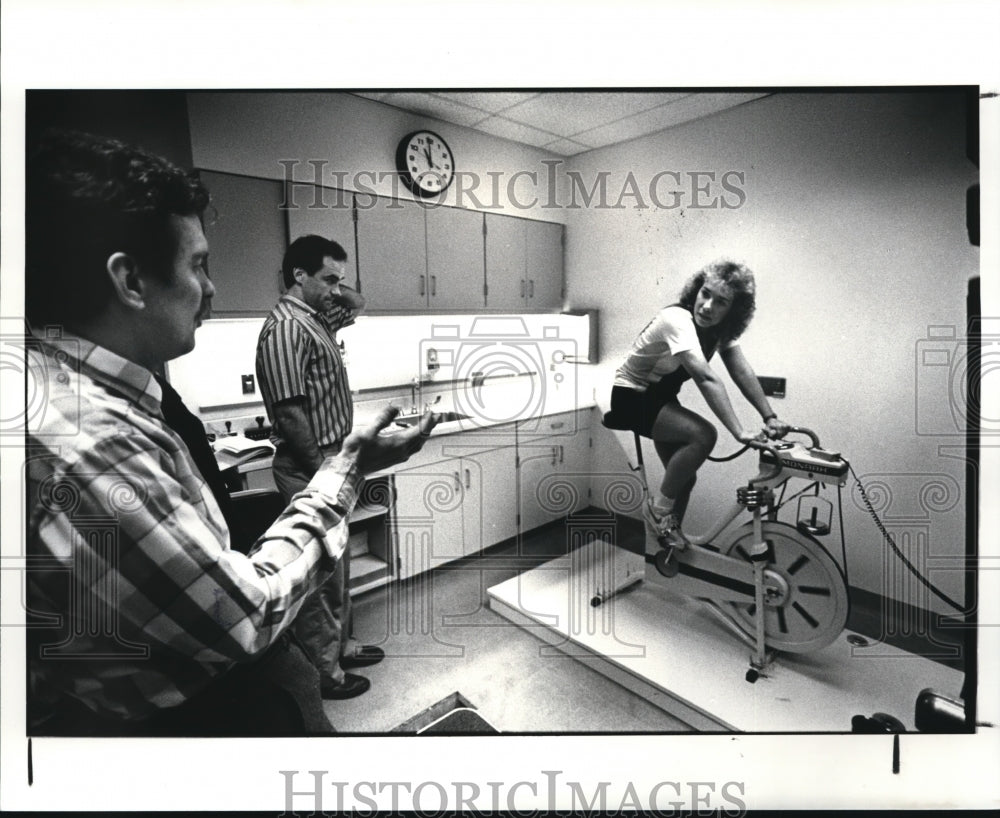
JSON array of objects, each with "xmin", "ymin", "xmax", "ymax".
[{"xmin": 602, "ymin": 414, "xmax": 851, "ymax": 682}]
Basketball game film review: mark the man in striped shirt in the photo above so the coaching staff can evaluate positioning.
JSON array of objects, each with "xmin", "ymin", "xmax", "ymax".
[
  {"xmin": 256, "ymin": 235, "xmax": 380, "ymax": 700},
  {"xmin": 23, "ymin": 130, "xmax": 437, "ymax": 734}
]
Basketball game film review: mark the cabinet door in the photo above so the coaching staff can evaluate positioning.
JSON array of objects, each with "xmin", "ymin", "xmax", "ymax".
[
  {"xmin": 484, "ymin": 213, "xmax": 527, "ymax": 311},
  {"xmin": 199, "ymin": 170, "xmax": 286, "ymax": 314},
  {"xmin": 355, "ymin": 194, "xmax": 427, "ymax": 311},
  {"xmin": 285, "ymin": 185, "xmax": 358, "ymax": 287},
  {"xmin": 426, "ymin": 206, "xmax": 486, "ymax": 310},
  {"xmin": 552, "ymin": 425, "xmax": 592, "ymax": 517},
  {"xmin": 525, "ymin": 220, "xmax": 564, "ymax": 310},
  {"xmin": 393, "ymin": 461, "xmax": 465, "ymax": 579},
  {"xmin": 460, "ymin": 447, "xmax": 518, "ymax": 554},
  {"xmin": 517, "ymin": 440, "xmax": 562, "ymax": 533}
]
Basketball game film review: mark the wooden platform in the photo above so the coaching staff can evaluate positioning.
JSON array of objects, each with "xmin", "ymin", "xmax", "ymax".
[{"xmin": 486, "ymin": 541, "xmax": 964, "ymax": 732}]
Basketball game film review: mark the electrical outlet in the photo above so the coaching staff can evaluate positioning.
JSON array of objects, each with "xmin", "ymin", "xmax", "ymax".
[
  {"xmin": 241, "ymin": 374, "xmax": 256, "ymax": 394},
  {"xmin": 757, "ymin": 376, "xmax": 786, "ymax": 398}
]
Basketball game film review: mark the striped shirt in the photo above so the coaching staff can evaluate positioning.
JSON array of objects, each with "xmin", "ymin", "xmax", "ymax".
[
  {"xmin": 25, "ymin": 330, "xmax": 360, "ymax": 724},
  {"xmin": 256, "ymin": 295, "xmax": 357, "ymax": 451}
]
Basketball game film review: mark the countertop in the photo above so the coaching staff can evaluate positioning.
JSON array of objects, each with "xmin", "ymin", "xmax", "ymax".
[{"xmin": 220, "ymin": 391, "xmax": 595, "ymax": 477}]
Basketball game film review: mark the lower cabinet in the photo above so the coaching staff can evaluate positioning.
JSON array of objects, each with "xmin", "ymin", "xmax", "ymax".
[
  {"xmin": 390, "ymin": 409, "xmax": 593, "ymax": 581},
  {"xmin": 393, "ymin": 445, "xmax": 517, "ymax": 580},
  {"xmin": 461, "ymin": 446, "xmax": 519, "ymax": 552},
  {"xmin": 517, "ymin": 425, "xmax": 591, "ymax": 534}
]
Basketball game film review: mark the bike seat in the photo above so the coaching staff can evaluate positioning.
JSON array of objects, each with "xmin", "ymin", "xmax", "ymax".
[{"xmin": 602, "ymin": 411, "xmax": 634, "ymax": 432}]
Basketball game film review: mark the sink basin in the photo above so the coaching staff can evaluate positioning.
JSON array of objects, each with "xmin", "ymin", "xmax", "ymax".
[{"xmin": 395, "ymin": 411, "xmax": 470, "ymax": 427}]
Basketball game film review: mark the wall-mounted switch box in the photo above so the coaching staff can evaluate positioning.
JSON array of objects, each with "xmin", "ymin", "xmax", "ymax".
[
  {"xmin": 758, "ymin": 376, "xmax": 786, "ymax": 398},
  {"xmin": 241, "ymin": 374, "xmax": 256, "ymax": 394}
]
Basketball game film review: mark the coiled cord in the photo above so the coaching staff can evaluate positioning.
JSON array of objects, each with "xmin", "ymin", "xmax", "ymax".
[{"xmin": 848, "ymin": 462, "xmax": 964, "ymax": 613}]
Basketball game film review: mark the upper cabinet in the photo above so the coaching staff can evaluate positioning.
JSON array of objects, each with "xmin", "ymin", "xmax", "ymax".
[
  {"xmin": 524, "ymin": 219, "xmax": 564, "ymax": 310},
  {"xmin": 484, "ymin": 214, "xmax": 564, "ymax": 312},
  {"xmin": 424, "ymin": 206, "xmax": 486, "ymax": 311},
  {"xmin": 483, "ymin": 213, "xmax": 527, "ymax": 311},
  {"xmin": 199, "ymin": 170, "xmax": 287, "ymax": 315},
  {"xmin": 198, "ymin": 172, "xmax": 564, "ymax": 316},
  {"xmin": 354, "ymin": 193, "xmax": 427, "ymax": 311}
]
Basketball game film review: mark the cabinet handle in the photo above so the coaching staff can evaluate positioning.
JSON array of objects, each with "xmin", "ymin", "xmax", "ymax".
[
  {"xmin": 520, "ymin": 279, "xmax": 525, "ymax": 298},
  {"xmin": 431, "ymin": 275, "xmax": 437, "ymax": 296},
  {"xmin": 550, "ymin": 421, "xmax": 565, "ymax": 430},
  {"xmin": 559, "ymin": 445, "xmax": 564, "ymax": 465},
  {"xmin": 464, "ymin": 468, "xmax": 471, "ymax": 489},
  {"xmin": 419, "ymin": 275, "xmax": 426, "ymax": 296},
  {"xmin": 528, "ymin": 279, "xmax": 534, "ymax": 298},
  {"xmin": 551, "ymin": 446, "xmax": 558, "ymax": 466},
  {"xmin": 454, "ymin": 471, "xmax": 461, "ymax": 491}
]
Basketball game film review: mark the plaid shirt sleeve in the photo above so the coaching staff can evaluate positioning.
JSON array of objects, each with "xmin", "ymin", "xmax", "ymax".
[{"xmin": 29, "ymin": 424, "xmax": 360, "ymax": 667}]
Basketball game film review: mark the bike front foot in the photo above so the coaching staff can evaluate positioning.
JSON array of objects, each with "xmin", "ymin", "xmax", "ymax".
[{"xmin": 653, "ymin": 543, "xmax": 681, "ymax": 577}]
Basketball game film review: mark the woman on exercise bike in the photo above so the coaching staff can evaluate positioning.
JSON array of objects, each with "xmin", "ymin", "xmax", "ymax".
[{"xmin": 610, "ymin": 259, "xmax": 790, "ymax": 549}]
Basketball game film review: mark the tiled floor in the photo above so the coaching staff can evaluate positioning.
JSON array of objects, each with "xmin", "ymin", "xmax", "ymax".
[{"xmin": 325, "ymin": 527, "xmax": 692, "ymax": 734}]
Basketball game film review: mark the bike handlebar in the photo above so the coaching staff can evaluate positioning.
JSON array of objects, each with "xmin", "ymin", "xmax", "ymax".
[
  {"xmin": 785, "ymin": 426, "xmax": 821, "ymax": 448},
  {"xmin": 744, "ymin": 426, "xmax": 823, "ymax": 485},
  {"xmin": 746, "ymin": 425, "xmax": 821, "ymax": 453}
]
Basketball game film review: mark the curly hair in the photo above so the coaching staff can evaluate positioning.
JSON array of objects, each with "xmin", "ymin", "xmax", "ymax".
[
  {"xmin": 677, "ymin": 259, "xmax": 757, "ymax": 342},
  {"xmin": 26, "ymin": 129, "xmax": 209, "ymax": 326}
]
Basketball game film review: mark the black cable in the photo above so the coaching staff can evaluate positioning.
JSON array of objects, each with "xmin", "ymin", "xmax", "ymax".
[
  {"xmin": 848, "ymin": 462, "xmax": 963, "ymax": 613},
  {"xmin": 837, "ymin": 482, "xmax": 850, "ymax": 588},
  {"xmin": 707, "ymin": 444, "xmax": 750, "ymax": 462}
]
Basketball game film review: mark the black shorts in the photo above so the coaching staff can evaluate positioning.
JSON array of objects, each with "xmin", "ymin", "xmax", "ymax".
[{"xmin": 609, "ymin": 383, "xmax": 682, "ymax": 439}]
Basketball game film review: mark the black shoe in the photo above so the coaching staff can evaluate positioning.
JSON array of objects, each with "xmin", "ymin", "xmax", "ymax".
[
  {"xmin": 340, "ymin": 645, "xmax": 385, "ymax": 669},
  {"xmin": 320, "ymin": 672, "xmax": 370, "ymax": 700}
]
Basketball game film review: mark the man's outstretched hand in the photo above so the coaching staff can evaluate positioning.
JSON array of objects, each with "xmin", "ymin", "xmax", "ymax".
[{"xmin": 340, "ymin": 406, "xmax": 439, "ymax": 475}]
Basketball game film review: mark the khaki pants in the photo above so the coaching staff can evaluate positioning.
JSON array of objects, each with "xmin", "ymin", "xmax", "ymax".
[{"xmin": 272, "ymin": 442, "xmax": 358, "ymax": 684}]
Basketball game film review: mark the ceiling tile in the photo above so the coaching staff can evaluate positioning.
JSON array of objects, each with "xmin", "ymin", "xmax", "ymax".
[
  {"xmin": 434, "ymin": 91, "xmax": 540, "ymax": 114},
  {"xmin": 352, "ymin": 91, "xmax": 390, "ymax": 102},
  {"xmin": 543, "ymin": 138, "xmax": 593, "ymax": 157},
  {"xmin": 377, "ymin": 92, "xmax": 486, "ymax": 127},
  {"xmin": 501, "ymin": 92, "xmax": 691, "ymax": 138},
  {"xmin": 576, "ymin": 92, "xmax": 769, "ymax": 147},
  {"xmin": 472, "ymin": 115, "xmax": 559, "ymax": 149},
  {"xmin": 350, "ymin": 90, "xmax": 772, "ymax": 157}
]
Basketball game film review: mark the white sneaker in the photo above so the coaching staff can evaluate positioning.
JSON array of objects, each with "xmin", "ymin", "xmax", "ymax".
[{"xmin": 643, "ymin": 500, "xmax": 688, "ymax": 550}]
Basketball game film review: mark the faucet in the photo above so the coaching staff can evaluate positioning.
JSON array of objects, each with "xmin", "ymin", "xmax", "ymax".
[
  {"xmin": 410, "ymin": 377, "xmax": 421, "ymax": 415},
  {"xmin": 409, "ymin": 377, "xmax": 442, "ymax": 415}
]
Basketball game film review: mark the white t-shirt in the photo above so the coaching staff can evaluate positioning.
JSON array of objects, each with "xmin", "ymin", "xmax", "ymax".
[{"xmin": 614, "ymin": 305, "xmax": 737, "ymax": 391}]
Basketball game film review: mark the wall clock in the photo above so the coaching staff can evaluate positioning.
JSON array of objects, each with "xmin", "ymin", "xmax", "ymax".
[{"xmin": 396, "ymin": 130, "xmax": 455, "ymax": 198}]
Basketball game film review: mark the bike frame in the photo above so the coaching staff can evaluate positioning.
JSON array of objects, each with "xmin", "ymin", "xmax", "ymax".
[{"xmin": 642, "ymin": 428, "xmax": 849, "ymax": 677}]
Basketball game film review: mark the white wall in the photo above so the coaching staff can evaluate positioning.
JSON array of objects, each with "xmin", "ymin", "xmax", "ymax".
[{"xmin": 565, "ymin": 91, "xmax": 978, "ymax": 614}]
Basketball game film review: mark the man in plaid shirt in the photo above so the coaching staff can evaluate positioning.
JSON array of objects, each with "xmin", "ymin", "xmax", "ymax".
[{"xmin": 23, "ymin": 130, "xmax": 437, "ymax": 735}]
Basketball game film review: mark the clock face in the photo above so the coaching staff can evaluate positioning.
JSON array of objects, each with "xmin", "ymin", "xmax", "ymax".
[{"xmin": 397, "ymin": 131, "xmax": 455, "ymax": 197}]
